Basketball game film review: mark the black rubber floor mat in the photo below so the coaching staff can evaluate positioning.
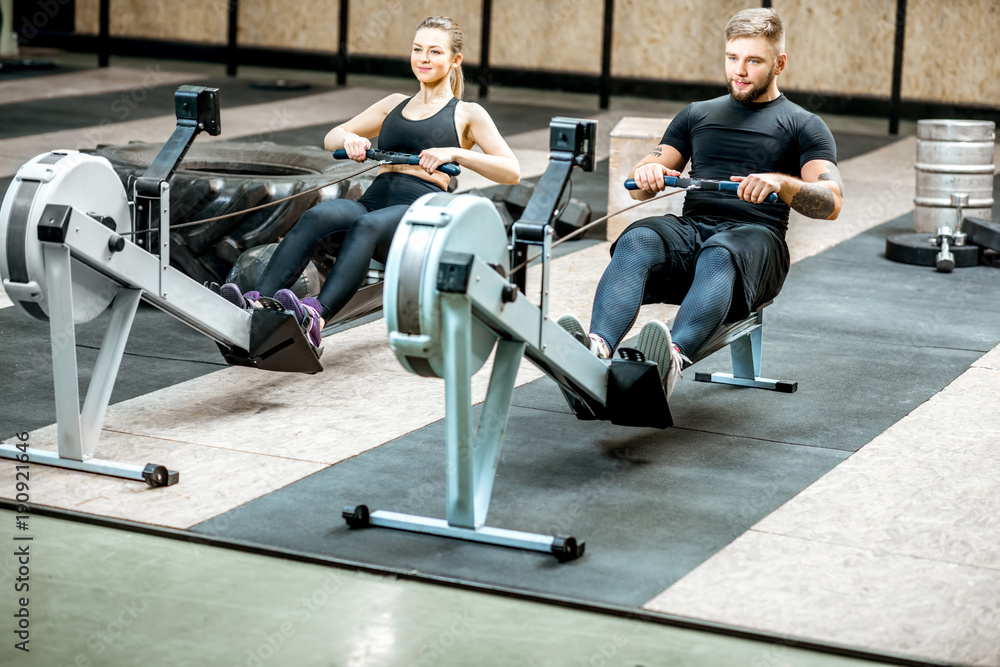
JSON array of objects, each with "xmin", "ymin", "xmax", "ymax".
[{"xmin": 192, "ymin": 213, "xmax": 1000, "ymax": 607}]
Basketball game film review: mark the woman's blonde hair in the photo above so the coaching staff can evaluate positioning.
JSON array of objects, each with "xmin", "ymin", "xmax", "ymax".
[
  {"xmin": 724, "ymin": 8, "xmax": 784, "ymax": 61},
  {"xmin": 416, "ymin": 16, "xmax": 465, "ymax": 99}
]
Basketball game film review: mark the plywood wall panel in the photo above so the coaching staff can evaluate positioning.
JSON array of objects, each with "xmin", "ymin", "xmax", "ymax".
[
  {"xmin": 903, "ymin": 0, "xmax": 1000, "ymax": 106},
  {"xmin": 489, "ymin": 0, "xmax": 604, "ymax": 75},
  {"xmin": 238, "ymin": 0, "xmax": 338, "ymax": 52},
  {"xmin": 67, "ymin": 0, "xmax": 1000, "ymax": 110},
  {"xmin": 107, "ymin": 0, "xmax": 228, "ymax": 43},
  {"xmin": 612, "ymin": 0, "xmax": 745, "ymax": 82},
  {"xmin": 773, "ymin": 1, "xmax": 895, "ymax": 98},
  {"xmin": 75, "ymin": 0, "xmax": 99, "ymax": 34},
  {"xmin": 347, "ymin": 0, "xmax": 481, "ymax": 62}
]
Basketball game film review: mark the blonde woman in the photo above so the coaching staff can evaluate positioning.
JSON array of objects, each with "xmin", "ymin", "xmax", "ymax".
[{"xmin": 221, "ymin": 16, "xmax": 519, "ymax": 346}]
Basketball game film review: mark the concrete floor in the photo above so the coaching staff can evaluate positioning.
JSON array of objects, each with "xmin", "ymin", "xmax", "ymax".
[
  {"xmin": 0, "ymin": 509, "xmax": 899, "ymax": 667},
  {"xmin": 0, "ymin": 50, "xmax": 998, "ymax": 667}
]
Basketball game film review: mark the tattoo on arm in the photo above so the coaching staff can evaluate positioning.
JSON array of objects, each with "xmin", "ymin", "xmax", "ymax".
[
  {"xmin": 817, "ymin": 163, "xmax": 845, "ymax": 197},
  {"xmin": 650, "ymin": 146, "xmax": 663, "ymax": 158},
  {"xmin": 790, "ymin": 184, "xmax": 836, "ymax": 219}
]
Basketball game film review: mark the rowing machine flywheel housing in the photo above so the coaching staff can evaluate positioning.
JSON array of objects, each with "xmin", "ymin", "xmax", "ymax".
[
  {"xmin": 384, "ymin": 192, "xmax": 510, "ymax": 378},
  {"xmin": 0, "ymin": 151, "xmax": 132, "ymax": 323}
]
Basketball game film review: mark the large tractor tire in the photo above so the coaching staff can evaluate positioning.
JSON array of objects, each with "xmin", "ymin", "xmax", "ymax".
[{"xmin": 89, "ymin": 141, "xmax": 375, "ymax": 285}]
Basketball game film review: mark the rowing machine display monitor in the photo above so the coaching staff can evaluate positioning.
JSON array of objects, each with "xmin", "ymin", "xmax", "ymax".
[
  {"xmin": 135, "ymin": 85, "xmax": 222, "ymax": 252},
  {"xmin": 549, "ymin": 117, "xmax": 596, "ymax": 172},
  {"xmin": 175, "ymin": 85, "xmax": 221, "ymax": 137},
  {"xmin": 511, "ymin": 117, "xmax": 597, "ymax": 293}
]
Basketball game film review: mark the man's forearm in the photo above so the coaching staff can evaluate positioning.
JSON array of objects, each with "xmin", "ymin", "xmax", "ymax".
[
  {"xmin": 788, "ymin": 161, "xmax": 844, "ymax": 219},
  {"xmin": 789, "ymin": 181, "xmax": 837, "ymax": 219}
]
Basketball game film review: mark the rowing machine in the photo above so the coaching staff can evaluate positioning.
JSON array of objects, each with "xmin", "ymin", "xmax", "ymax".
[
  {"xmin": 0, "ymin": 86, "xmax": 321, "ymax": 485},
  {"xmin": 343, "ymin": 118, "xmax": 670, "ymax": 561}
]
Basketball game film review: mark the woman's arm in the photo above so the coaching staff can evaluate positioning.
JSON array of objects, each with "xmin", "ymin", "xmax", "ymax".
[
  {"xmin": 417, "ymin": 102, "xmax": 520, "ymax": 184},
  {"xmin": 323, "ymin": 93, "xmax": 408, "ymax": 159}
]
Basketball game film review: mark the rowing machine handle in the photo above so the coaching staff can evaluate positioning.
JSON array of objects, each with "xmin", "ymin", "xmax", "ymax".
[
  {"xmin": 624, "ymin": 176, "xmax": 779, "ymax": 204},
  {"xmin": 332, "ymin": 149, "xmax": 461, "ymax": 176}
]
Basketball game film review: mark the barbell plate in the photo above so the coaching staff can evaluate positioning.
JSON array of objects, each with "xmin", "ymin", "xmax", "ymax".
[{"xmin": 885, "ymin": 233, "xmax": 979, "ymax": 268}]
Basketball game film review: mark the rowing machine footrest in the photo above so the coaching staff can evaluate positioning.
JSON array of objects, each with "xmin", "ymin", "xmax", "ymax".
[
  {"xmin": 220, "ymin": 307, "xmax": 323, "ymax": 374},
  {"xmin": 606, "ymin": 357, "xmax": 672, "ymax": 428},
  {"xmin": 559, "ymin": 386, "xmax": 601, "ymax": 420}
]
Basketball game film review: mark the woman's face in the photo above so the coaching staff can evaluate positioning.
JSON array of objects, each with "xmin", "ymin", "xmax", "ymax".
[{"xmin": 411, "ymin": 28, "xmax": 459, "ymax": 85}]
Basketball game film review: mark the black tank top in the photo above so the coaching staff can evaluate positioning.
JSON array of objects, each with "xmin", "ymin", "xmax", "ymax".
[{"xmin": 377, "ymin": 96, "xmax": 461, "ymax": 155}]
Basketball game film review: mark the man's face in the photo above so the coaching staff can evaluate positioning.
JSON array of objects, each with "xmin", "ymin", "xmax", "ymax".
[{"xmin": 725, "ymin": 36, "xmax": 781, "ymax": 105}]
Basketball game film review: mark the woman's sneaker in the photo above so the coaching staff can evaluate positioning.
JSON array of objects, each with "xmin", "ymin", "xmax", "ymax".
[
  {"xmin": 302, "ymin": 297, "xmax": 324, "ymax": 321},
  {"xmin": 302, "ymin": 297, "xmax": 326, "ymax": 340},
  {"xmin": 557, "ymin": 314, "xmax": 610, "ymax": 358},
  {"xmin": 635, "ymin": 320, "xmax": 684, "ymax": 399},
  {"xmin": 300, "ymin": 304, "xmax": 323, "ymax": 348},
  {"xmin": 220, "ymin": 283, "xmax": 261, "ymax": 309},
  {"xmin": 275, "ymin": 289, "xmax": 322, "ymax": 348}
]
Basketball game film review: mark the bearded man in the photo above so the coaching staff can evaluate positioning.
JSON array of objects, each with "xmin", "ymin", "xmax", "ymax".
[{"xmin": 560, "ymin": 7, "xmax": 844, "ymax": 399}]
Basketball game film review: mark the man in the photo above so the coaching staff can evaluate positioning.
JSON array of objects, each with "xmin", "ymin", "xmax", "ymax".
[{"xmin": 560, "ymin": 7, "xmax": 843, "ymax": 399}]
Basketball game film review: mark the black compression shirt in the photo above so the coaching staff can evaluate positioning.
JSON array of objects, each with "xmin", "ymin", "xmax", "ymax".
[
  {"xmin": 378, "ymin": 96, "xmax": 462, "ymax": 155},
  {"xmin": 660, "ymin": 94, "xmax": 837, "ymax": 231}
]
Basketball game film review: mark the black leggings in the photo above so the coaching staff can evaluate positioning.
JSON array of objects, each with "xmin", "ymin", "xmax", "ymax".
[
  {"xmin": 590, "ymin": 227, "xmax": 736, "ymax": 358},
  {"xmin": 256, "ymin": 172, "xmax": 442, "ymax": 320}
]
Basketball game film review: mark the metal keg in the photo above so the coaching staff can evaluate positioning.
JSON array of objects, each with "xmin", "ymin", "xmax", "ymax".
[{"xmin": 914, "ymin": 119, "xmax": 995, "ymax": 233}]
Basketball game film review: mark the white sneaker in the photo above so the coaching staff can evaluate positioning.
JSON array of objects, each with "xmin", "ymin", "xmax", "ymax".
[
  {"xmin": 635, "ymin": 320, "xmax": 684, "ymax": 399},
  {"xmin": 557, "ymin": 314, "xmax": 610, "ymax": 359}
]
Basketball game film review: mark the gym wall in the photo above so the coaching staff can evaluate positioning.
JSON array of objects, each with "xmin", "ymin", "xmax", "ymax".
[
  {"xmin": 490, "ymin": 0, "xmax": 604, "ymax": 75},
  {"xmin": 345, "ymin": 1, "xmax": 482, "ymax": 62},
  {"xmin": 52, "ymin": 0, "xmax": 1000, "ymax": 112}
]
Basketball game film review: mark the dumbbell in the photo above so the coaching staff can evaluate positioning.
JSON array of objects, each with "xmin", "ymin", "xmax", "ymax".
[{"xmin": 932, "ymin": 193, "xmax": 969, "ymax": 273}]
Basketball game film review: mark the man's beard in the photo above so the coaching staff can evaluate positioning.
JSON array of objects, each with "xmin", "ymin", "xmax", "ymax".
[{"xmin": 728, "ymin": 66, "xmax": 776, "ymax": 107}]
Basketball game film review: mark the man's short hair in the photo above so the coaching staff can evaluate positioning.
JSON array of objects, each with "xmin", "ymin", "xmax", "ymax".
[{"xmin": 725, "ymin": 8, "xmax": 785, "ymax": 60}]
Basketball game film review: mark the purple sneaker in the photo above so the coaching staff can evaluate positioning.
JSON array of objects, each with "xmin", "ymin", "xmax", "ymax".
[
  {"xmin": 220, "ymin": 283, "xmax": 246, "ymax": 308},
  {"xmin": 301, "ymin": 304, "xmax": 323, "ymax": 348},
  {"xmin": 220, "ymin": 283, "xmax": 262, "ymax": 309},
  {"xmin": 302, "ymin": 297, "xmax": 323, "ymax": 316},
  {"xmin": 275, "ymin": 289, "xmax": 322, "ymax": 348},
  {"xmin": 274, "ymin": 289, "xmax": 306, "ymax": 322}
]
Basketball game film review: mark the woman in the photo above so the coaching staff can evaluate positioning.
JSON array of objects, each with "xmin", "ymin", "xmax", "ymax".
[{"xmin": 220, "ymin": 16, "xmax": 520, "ymax": 347}]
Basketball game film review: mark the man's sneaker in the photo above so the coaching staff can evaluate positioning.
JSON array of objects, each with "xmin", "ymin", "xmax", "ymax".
[
  {"xmin": 557, "ymin": 315, "xmax": 610, "ymax": 358},
  {"xmin": 635, "ymin": 320, "xmax": 684, "ymax": 399},
  {"xmin": 275, "ymin": 289, "xmax": 322, "ymax": 348},
  {"xmin": 557, "ymin": 314, "xmax": 589, "ymax": 346},
  {"xmin": 220, "ymin": 283, "xmax": 261, "ymax": 309}
]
